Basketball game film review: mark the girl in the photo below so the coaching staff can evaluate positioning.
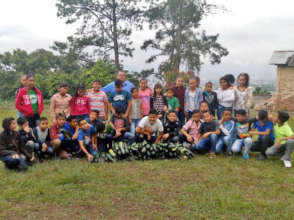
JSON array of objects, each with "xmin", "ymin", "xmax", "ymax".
[
  {"xmin": 203, "ymin": 82, "xmax": 218, "ymax": 116},
  {"xmin": 150, "ymin": 83, "xmax": 168, "ymax": 121},
  {"xmin": 234, "ymin": 73, "xmax": 253, "ymax": 116},
  {"xmin": 216, "ymin": 76, "xmax": 235, "ymax": 120},
  {"xmin": 130, "ymin": 88, "xmax": 143, "ymax": 135},
  {"xmin": 138, "ymin": 79, "xmax": 152, "ymax": 116},
  {"xmin": 70, "ymin": 84, "xmax": 91, "ymax": 120}
]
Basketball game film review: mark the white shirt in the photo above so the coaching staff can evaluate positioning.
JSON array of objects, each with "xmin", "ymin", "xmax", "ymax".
[
  {"xmin": 188, "ymin": 91, "xmax": 196, "ymax": 111},
  {"xmin": 138, "ymin": 116, "xmax": 163, "ymax": 134},
  {"xmin": 216, "ymin": 88, "xmax": 235, "ymax": 108}
]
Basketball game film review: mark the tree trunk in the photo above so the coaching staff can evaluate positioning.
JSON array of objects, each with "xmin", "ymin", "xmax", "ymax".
[
  {"xmin": 112, "ymin": 0, "xmax": 120, "ymax": 70},
  {"xmin": 173, "ymin": 0, "xmax": 184, "ymax": 70}
]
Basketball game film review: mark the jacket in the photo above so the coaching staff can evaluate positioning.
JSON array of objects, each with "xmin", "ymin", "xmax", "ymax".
[
  {"xmin": 0, "ymin": 131, "xmax": 20, "ymax": 157},
  {"xmin": 184, "ymin": 88, "xmax": 203, "ymax": 112},
  {"xmin": 33, "ymin": 127, "xmax": 51, "ymax": 146}
]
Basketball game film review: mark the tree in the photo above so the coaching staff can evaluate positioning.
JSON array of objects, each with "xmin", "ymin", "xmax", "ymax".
[
  {"xmin": 141, "ymin": 0, "xmax": 229, "ymax": 75},
  {"xmin": 56, "ymin": 0, "xmax": 143, "ymax": 70}
]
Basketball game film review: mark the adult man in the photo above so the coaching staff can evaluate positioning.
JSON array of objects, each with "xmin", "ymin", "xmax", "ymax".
[
  {"xmin": 50, "ymin": 83, "xmax": 72, "ymax": 122},
  {"xmin": 102, "ymin": 71, "xmax": 134, "ymax": 94}
]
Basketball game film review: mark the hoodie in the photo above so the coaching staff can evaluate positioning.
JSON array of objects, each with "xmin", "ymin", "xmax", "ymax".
[{"xmin": 0, "ymin": 118, "xmax": 20, "ymax": 157}]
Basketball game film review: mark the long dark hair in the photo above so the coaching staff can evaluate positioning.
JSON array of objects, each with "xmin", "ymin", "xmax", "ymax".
[
  {"xmin": 74, "ymin": 84, "xmax": 85, "ymax": 97},
  {"xmin": 153, "ymin": 83, "xmax": 163, "ymax": 96},
  {"xmin": 219, "ymin": 76, "xmax": 231, "ymax": 88},
  {"xmin": 237, "ymin": 73, "xmax": 250, "ymax": 88}
]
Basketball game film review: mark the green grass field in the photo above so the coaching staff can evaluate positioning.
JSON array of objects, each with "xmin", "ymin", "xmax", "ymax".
[{"xmin": 0, "ymin": 107, "xmax": 294, "ymax": 219}]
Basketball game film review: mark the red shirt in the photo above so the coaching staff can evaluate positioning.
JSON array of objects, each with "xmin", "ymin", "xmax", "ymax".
[
  {"xmin": 70, "ymin": 96, "xmax": 91, "ymax": 116},
  {"xmin": 50, "ymin": 122, "xmax": 61, "ymax": 140},
  {"xmin": 172, "ymin": 86, "xmax": 186, "ymax": 111}
]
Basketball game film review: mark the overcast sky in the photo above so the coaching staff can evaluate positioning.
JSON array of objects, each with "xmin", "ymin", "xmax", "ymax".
[{"xmin": 1, "ymin": 0, "xmax": 294, "ymax": 82}]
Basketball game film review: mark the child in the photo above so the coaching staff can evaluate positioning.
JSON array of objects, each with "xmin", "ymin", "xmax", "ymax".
[
  {"xmin": 70, "ymin": 84, "xmax": 91, "ymax": 120},
  {"xmin": 87, "ymin": 110, "xmax": 104, "ymax": 131},
  {"xmin": 172, "ymin": 77, "xmax": 186, "ymax": 126},
  {"xmin": 234, "ymin": 73, "xmax": 253, "ymax": 116},
  {"xmin": 109, "ymin": 79, "xmax": 132, "ymax": 118},
  {"xmin": 216, "ymin": 76, "xmax": 235, "ymax": 120},
  {"xmin": 136, "ymin": 110, "xmax": 164, "ymax": 144},
  {"xmin": 179, "ymin": 110, "xmax": 202, "ymax": 145},
  {"xmin": 215, "ymin": 109, "xmax": 236, "ymax": 154},
  {"xmin": 184, "ymin": 78, "xmax": 203, "ymax": 119},
  {"xmin": 199, "ymin": 101, "xmax": 211, "ymax": 119},
  {"xmin": 0, "ymin": 118, "xmax": 28, "ymax": 171},
  {"xmin": 163, "ymin": 111, "xmax": 180, "ymax": 143},
  {"xmin": 33, "ymin": 117, "xmax": 54, "ymax": 161},
  {"xmin": 191, "ymin": 111, "xmax": 220, "ymax": 158},
  {"xmin": 138, "ymin": 79, "xmax": 152, "ymax": 116},
  {"xmin": 231, "ymin": 110, "xmax": 253, "ymax": 159},
  {"xmin": 203, "ymin": 82, "xmax": 218, "ymax": 116},
  {"xmin": 266, "ymin": 111, "xmax": 294, "ymax": 168},
  {"xmin": 166, "ymin": 88, "xmax": 180, "ymax": 113},
  {"xmin": 77, "ymin": 118, "xmax": 97, "ymax": 162},
  {"xmin": 249, "ymin": 110, "xmax": 275, "ymax": 160},
  {"xmin": 130, "ymin": 87, "xmax": 143, "ymax": 135},
  {"xmin": 108, "ymin": 106, "xmax": 134, "ymax": 144},
  {"xmin": 150, "ymin": 83, "xmax": 168, "ymax": 120}
]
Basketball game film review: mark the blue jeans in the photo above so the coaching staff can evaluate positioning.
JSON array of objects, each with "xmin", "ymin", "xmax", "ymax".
[
  {"xmin": 0, "ymin": 155, "xmax": 28, "ymax": 171},
  {"xmin": 191, "ymin": 134, "xmax": 218, "ymax": 153},
  {"xmin": 215, "ymin": 136, "xmax": 235, "ymax": 153},
  {"xmin": 83, "ymin": 140, "xmax": 97, "ymax": 156},
  {"xmin": 131, "ymin": 119, "xmax": 141, "ymax": 135},
  {"xmin": 17, "ymin": 111, "xmax": 23, "ymax": 118},
  {"xmin": 231, "ymin": 137, "xmax": 253, "ymax": 154},
  {"xmin": 178, "ymin": 110, "xmax": 186, "ymax": 127},
  {"xmin": 217, "ymin": 106, "xmax": 232, "ymax": 120}
]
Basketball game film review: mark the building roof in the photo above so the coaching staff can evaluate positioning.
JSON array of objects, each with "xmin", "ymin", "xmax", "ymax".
[{"xmin": 269, "ymin": 51, "xmax": 294, "ymax": 65}]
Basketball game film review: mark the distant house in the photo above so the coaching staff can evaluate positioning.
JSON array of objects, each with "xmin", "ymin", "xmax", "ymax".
[{"xmin": 269, "ymin": 50, "xmax": 294, "ymax": 110}]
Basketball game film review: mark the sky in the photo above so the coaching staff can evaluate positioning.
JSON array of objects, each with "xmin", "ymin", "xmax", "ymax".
[{"xmin": 0, "ymin": 0, "xmax": 294, "ymax": 83}]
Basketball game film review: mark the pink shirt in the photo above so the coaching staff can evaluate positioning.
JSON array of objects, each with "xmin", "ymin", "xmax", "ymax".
[
  {"xmin": 138, "ymin": 88, "xmax": 153, "ymax": 116},
  {"xmin": 183, "ymin": 120, "xmax": 201, "ymax": 138}
]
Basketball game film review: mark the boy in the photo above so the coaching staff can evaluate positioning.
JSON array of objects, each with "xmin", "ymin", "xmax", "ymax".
[
  {"xmin": 191, "ymin": 111, "xmax": 220, "ymax": 158},
  {"xmin": 109, "ymin": 79, "xmax": 132, "ymax": 118},
  {"xmin": 0, "ymin": 118, "xmax": 28, "ymax": 171},
  {"xmin": 77, "ymin": 118, "xmax": 97, "ymax": 162},
  {"xmin": 184, "ymin": 78, "xmax": 203, "ymax": 119},
  {"xmin": 87, "ymin": 110, "xmax": 104, "ymax": 131},
  {"xmin": 33, "ymin": 117, "xmax": 54, "ymax": 161},
  {"xmin": 172, "ymin": 77, "xmax": 186, "ymax": 126},
  {"xmin": 166, "ymin": 88, "xmax": 180, "ymax": 113},
  {"xmin": 203, "ymin": 82, "xmax": 218, "ymax": 116},
  {"xmin": 231, "ymin": 110, "xmax": 253, "ymax": 159},
  {"xmin": 136, "ymin": 109, "xmax": 163, "ymax": 144},
  {"xmin": 163, "ymin": 111, "xmax": 180, "ymax": 143},
  {"xmin": 266, "ymin": 111, "xmax": 294, "ymax": 168},
  {"xmin": 179, "ymin": 110, "xmax": 202, "ymax": 145},
  {"xmin": 249, "ymin": 110, "xmax": 275, "ymax": 160},
  {"xmin": 61, "ymin": 116, "xmax": 80, "ymax": 154},
  {"xmin": 108, "ymin": 106, "xmax": 134, "ymax": 144}
]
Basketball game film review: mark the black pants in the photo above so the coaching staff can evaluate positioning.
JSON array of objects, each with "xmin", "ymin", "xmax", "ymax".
[
  {"xmin": 25, "ymin": 114, "xmax": 40, "ymax": 128},
  {"xmin": 135, "ymin": 133, "xmax": 157, "ymax": 144},
  {"xmin": 179, "ymin": 134, "xmax": 194, "ymax": 144},
  {"xmin": 251, "ymin": 135, "xmax": 274, "ymax": 155}
]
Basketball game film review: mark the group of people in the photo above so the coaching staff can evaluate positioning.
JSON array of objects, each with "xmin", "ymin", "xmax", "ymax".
[{"xmin": 1, "ymin": 71, "xmax": 294, "ymax": 172}]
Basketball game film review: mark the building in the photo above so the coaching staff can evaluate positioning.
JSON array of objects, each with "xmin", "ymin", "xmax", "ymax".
[{"xmin": 269, "ymin": 50, "xmax": 294, "ymax": 111}]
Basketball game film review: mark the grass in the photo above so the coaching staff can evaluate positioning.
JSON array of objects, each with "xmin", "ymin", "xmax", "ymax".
[{"xmin": 0, "ymin": 106, "xmax": 294, "ymax": 219}]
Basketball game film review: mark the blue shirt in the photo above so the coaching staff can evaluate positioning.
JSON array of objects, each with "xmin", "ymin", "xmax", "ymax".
[
  {"xmin": 253, "ymin": 120, "xmax": 275, "ymax": 141},
  {"xmin": 220, "ymin": 120, "xmax": 236, "ymax": 137},
  {"xmin": 63, "ymin": 122, "xmax": 75, "ymax": 137},
  {"xmin": 102, "ymin": 81, "xmax": 134, "ymax": 94},
  {"xmin": 108, "ymin": 90, "xmax": 132, "ymax": 113},
  {"xmin": 77, "ymin": 126, "xmax": 95, "ymax": 142}
]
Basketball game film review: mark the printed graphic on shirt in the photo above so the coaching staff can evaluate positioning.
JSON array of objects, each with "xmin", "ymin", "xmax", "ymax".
[{"xmin": 236, "ymin": 122, "xmax": 250, "ymax": 138}]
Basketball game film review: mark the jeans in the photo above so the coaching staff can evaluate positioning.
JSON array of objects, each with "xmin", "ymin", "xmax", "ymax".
[
  {"xmin": 215, "ymin": 135, "xmax": 235, "ymax": 153},
  {"xmin": 108, "ymin": 132, "xmax": 135, "ymax": 144},
  {"xmin": 251, "ymin": 135, "xmax": 274, "ymax": 156},
  {"xmin": 231, "ymin": 137, "xmax": 253, "ymax": 154},
  {"xmin": 191, "ymin": 134, "xmax": 218, "ymax": 153},
  {"xmin": 26, "ymin": 114, "xmax": 40, "ymax": 128},
  {"xmin": 35, "ymin": 143, "xmax": 54, "ymax": 155},
  {"xmin": 266, "ymin": 140, "xmax": 294, "ymax": 161},
  {"xmin": 131, "ymin": 119, "xmax": 141, "ymax": 135},
  {"xmin": 0, "ymin": 155, "xmax": 28, "ymax": 171},
  {"xmin": 83, "ymin": 140, "xmax": 97, "ymax": 156},
  {"xmin": 217, "ymin": 105, "xmax": 232, "ymax": 120},
  {"xmin": 178, "ymin": 110, "xmax": 186, "ymax": 127}
]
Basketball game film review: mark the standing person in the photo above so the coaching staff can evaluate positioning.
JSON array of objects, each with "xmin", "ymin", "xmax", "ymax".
[
  {"xmin": 203, "ymin": 82, "xmax": 218, "ymax": 117},
  {"xmin": 138, "ymin": 79, "xmax": 152, "ymax": 116},
  {"xmin": 15, "ymin": 75, "xmax": 28, "ymax": 118},
  {"xmin": 102, "ymin": 71, "xmax": 134, "ymax": 94},
  {"xmin": 150, "ymin": 83, "xmax": 168, "ymax": 121},
  {"xmin": 50, "ymin": 83, "xmax": 72, "ymax": 123},
  {"xmin": 184, "ymin": 78, "xmax": 203, "ymax": 119},
  {"xmin": 108, "ymin": 79, "xmax": 132, "ymax": 118},
  {"xmin": 130, "ymin": 87, "xmax": 143, "ymax": 135},
  {"xmin": 70, "ymin": 84, "xmax": 91, "ymax": 120},
  {"xmin": 172, "ymin": 77, "xmax": 186, "ymax": 126},
  {"xmin": 87, "ymin": 80, "xmax": 109, "ymax": 121},
  {"xmin": 216, "ymin": 76, "xmax": 235, "ymax": 120},
  {"xmin": 234, "ymin": 73, "xmax": 253, "ymax": 116},
  {"xmin": 15, "ymin": 75, "xmax": 44, "ymax": 128},
  {"xmin": 166, "ymin": 89, "xmax": 180, "ymax": 113}
]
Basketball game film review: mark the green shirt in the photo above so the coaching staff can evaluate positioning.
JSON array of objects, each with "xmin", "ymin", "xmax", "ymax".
[
  {"xmin": 166, "ymin": 97, "xmax": 179, "ymax": 111},
  {"xmin": 28, "ymin": 89, "xmax": 38, "ymax": 114},
  {"xmin": 274, "ymin": 122, "xmax": 293, "ymax": 144}
]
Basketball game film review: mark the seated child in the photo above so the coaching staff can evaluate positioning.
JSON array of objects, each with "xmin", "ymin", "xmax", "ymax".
[
  {"xmin": 87, "ymin": 110, "xmax": 104, "ymax": 129},
  {"xmin": 136, "ymin": 109, "xmax": 164, "ymax": 144},
  {"xmin": 179, "ymin": 110, "xmax": 202, "ymax": 145},
  {"xmin": 163, "ymin": 111, "xmax": 180, "ymax": 143},
  {"xmin": 249, "ymin": 110, "xmax": 275, "ymax": 160},
  {"xmin": 215, "ymin": 109, "xmax": 236, "ymax": 154},
  {"xmin": 191, "ymin": 111, "xmax": 220, "ymax": 158},
  {"xmin": 231, "ymin": 110, "xmax": 253, "ymax": 159},
  {"xmin": 266, "ymin": 111, "xmax": 294, "ymax": 168},
  {"xmin": 0, "ymin": 117, "xmax": 28, "ymax": 171},
  {"xmin": 77, "ymin": 118, "xmax": 97, "ymax": 162},
  {"xmin": 108, "ymin": 106, "xmax": 134, "ymax": 144},
  {"xmin": 33, "ymin": 117, "xmax": 54, "ymax": 161},
  {"xmin": 61, "ymin": 115, "xmax": 80, "ymax": 154}
]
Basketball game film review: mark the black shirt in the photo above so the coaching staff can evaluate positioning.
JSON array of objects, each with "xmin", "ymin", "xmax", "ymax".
[
  {"xmin": 163, "ymin": 120, "xmax": 180, "ymax": 136},
  {"xmin": 199, "ymin": 120, "xmax": 219, "ymax": 135}
]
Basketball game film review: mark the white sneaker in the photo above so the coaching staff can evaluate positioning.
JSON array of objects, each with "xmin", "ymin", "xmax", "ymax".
[{"xmin": 283, "ymin": 160, "xmax": 292, "ymax": 168}]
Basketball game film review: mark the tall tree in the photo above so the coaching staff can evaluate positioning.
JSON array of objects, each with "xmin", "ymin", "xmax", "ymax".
[
  {"xmin": 141, "ymin": 0, "xmax": 229, "ymax": 75},
  {"xmin": 56, "ymin": 0, "xmax": 143, "ymax": 70}
]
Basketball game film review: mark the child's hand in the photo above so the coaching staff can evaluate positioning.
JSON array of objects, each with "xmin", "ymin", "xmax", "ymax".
[
  {"xmin": 85, "ymin": 136, "xmax": 90, "ymax": 141},
  {"xmin": 147, "ymin": 133, "xmax": 151, "ymax": 141},
  {"xmin": 12, "ymin": 154, "xmax": 20, "ymax": 159},
  {"xmin": 93, "ymin": 144, "xmax": 98, "ymax": 151},
  {"xmin": 87, "ymin": 154, "xmax": 93, "ymax": 162},
  {"xmin": 187, "ymin": 135, "xmax": 193, "ymax": 143},
  {"xmin": 203, "ymin": 132, "xmax": 212, "ymax": 138},
  {"xmin": 31, "ymin": 156, "xmax": 35, "ymax": 162},
  {"xmin": 194, "ymin": 139, "xmax": 199, "ymax": 145},
  {"xmin": 163, "ymin": 134, "xmax": 169, "ymax": 140},
  {"xmin": 24, "ymin": 125, "xmax": 30, "ymax": 133},
  {"xmin": 42, "ymin": 143, "xmax": 48, "ymax": 152}
]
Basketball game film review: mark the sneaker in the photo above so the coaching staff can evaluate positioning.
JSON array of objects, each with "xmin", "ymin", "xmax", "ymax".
[
  {"xmin": 208, "ymin": 152, "xmax": 216, "ymax": 159},
  {"xmin": 283, "ymin": 160, "xmax": 292, "ymax": 168},
  {"xmin": 227, "ymin": 151, "xmax": 233, "ymax": 157},
  {"xmin": 243, "ymin": 153, "xmax": 249, "ymax": 160},
  {"xmin": 257, "ymin": 153, "xmax": 267, "ymax": 161}
]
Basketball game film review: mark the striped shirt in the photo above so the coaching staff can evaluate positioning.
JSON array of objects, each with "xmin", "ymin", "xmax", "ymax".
[{"xmin": 87, "ymin": 89, "xmax": 108, "ymax": 117}]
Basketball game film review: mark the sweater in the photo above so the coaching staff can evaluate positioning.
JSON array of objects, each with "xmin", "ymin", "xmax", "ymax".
[
  {"xmin": 0, "ymin": 131, "xmax": 20, "ymax": 157},
  {"xmin": 70, "ymin": 96, "xmax": 91, "ymax": 116}
]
